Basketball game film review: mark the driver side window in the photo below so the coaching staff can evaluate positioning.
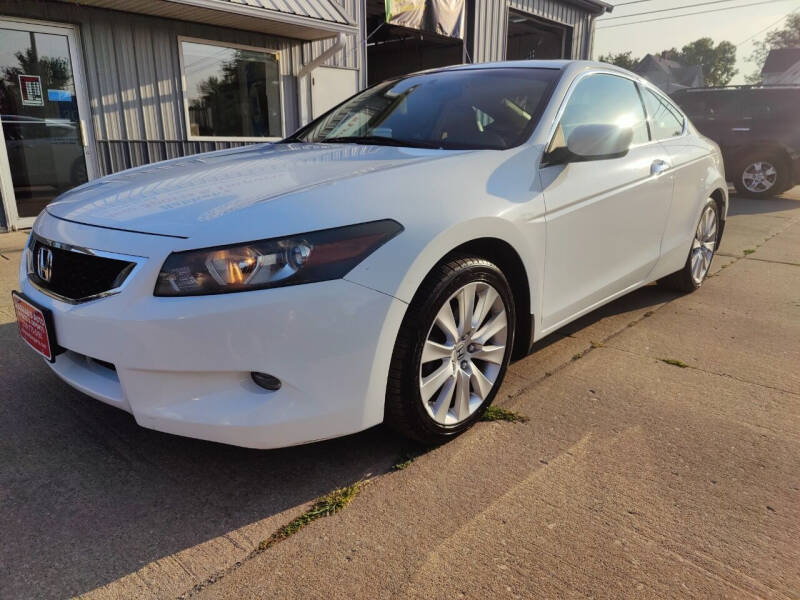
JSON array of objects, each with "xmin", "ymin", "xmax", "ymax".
[{"xmin": 556, "ymin": 74, "xmax": 649, "ymax": 149}]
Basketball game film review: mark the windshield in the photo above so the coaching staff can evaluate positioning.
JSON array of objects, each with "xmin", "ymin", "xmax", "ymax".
[{"xmin": 289, "ymin": 68, "xmax": 560, "ymax": 151}]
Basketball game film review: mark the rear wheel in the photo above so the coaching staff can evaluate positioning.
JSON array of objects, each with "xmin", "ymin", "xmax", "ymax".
[
  {"xmin": 733, "ymin": 153, "xmax": 788, "ymax": 198},
  {"xmin": 385, "ymin": 256, "xmax": 515, "ymax": 444},
  {"xmin": 658, "ymin": 199, "xmax": 719, "ymax": 293}
]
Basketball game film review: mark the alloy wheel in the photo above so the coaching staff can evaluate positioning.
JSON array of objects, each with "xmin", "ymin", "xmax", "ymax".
[
  {"xmin": 741, "ymin": 161, "xmax": 777, "ymax": 194},
  {"xmin": 419, "ymin": 281, "xmax": 508, "ymax": 425},
  {"xmin": 690, "ymin": 204, "xmax": 718, "ymax": 285}
]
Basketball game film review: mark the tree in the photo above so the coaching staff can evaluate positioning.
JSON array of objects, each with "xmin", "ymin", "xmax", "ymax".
[
  {"xmin": 188, "ymin": 51, "xmax": 270, "ymax": 137},
  {"xmin": 747, "ymin": 13, "xmax": 800, "ymax": 83},
  {"xmin": 675, "ymin": 38, "xmax": 737, "ymax": 86},
  {"xmin": 1, "ymin": 48, "xmax": 71, "ymax": 115},
  {"xmin": 597, "ymin": 50, "xmax": 639, "ymax": 70},
  {"xmin": 597, "ymin": 38, "xmax": 736, "ymax": 86}
]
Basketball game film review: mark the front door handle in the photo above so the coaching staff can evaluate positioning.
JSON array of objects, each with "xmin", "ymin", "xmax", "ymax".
[{"xmin": 651, "ymin": 159, "xmax": 670, "ymax": 176}]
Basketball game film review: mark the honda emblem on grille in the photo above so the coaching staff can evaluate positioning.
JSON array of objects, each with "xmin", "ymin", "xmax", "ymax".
[{"xmin": 37, "ymin": 247, "xmax": 53, "ymax": 282}]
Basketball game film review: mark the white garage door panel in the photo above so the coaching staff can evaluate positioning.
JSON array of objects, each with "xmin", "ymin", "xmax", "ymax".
[{"xmin": 311, "ymin": 67, "xmax": 359, "ymax": 119}]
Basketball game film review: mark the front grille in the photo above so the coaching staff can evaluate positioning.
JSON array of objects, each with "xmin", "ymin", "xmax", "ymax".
[{"xmin": 29, "ymin": 237, "xmax": 136, "ymax": 302}]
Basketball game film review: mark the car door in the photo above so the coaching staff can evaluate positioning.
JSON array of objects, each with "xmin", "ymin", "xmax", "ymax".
[
  {"xmin": 640, "ymin": 86, "xmax": 709, "ymax": 272},
  {"xmin": 744, "ymin": 89, "xmax": 798, "ymax": 150},
  {"xmin": 539, "ymin": 73, "xmax": 674, "ymax": 332}
]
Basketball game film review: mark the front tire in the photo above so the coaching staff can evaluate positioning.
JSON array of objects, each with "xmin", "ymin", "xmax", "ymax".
[
  {"xmin": 385, "ymin": 255, "xmax": 516, "ymax": 444},
  {"xmin": 658, "ymin": 199, "xmax": 720, "ymax": 293}
]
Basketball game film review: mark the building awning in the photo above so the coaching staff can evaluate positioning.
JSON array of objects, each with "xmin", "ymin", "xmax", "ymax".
[
  {"xmin": 58, "ymin": 0, "xmax": 358, "ymax": 39},
  {"xmin": 566, "ymin": 0, "xmax": 613, "ymax": 14}
]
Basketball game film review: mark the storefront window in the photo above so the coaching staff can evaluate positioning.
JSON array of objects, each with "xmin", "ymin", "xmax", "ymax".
[{"xmin": 180, "ymin": 39, "xmax": 282, "ymax": 140}]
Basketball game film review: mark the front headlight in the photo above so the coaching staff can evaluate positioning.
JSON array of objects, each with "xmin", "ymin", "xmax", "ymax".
[{"xmin": 154, "ymin": 220, "xmax": 403, "ymax": 296}]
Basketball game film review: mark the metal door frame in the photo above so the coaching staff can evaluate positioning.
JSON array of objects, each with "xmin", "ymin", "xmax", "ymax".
[{"xmin": 0, "ymin": 15, "xmax": 99, "ymax": 230}]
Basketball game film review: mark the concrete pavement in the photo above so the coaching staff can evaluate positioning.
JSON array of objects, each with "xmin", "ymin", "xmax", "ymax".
[{"xmin": 0, "ymin": 191, "xmax": 798, "ymax": 599}]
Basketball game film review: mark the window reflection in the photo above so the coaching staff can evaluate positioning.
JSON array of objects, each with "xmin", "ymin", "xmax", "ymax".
[
  {"xmin": 297, "ymin": 68, "xmax": 558, "ymax": 150},
  {"xmin": 0, "ymin": 28, "xmax": 85, "ymax": 218},
  {"xmin": 560, "ymin": 74, "xmax": 649, "ymax": 145},
  {"xmin": 181, "ymin": 41, "xmax": 282, "ymax": 139}
]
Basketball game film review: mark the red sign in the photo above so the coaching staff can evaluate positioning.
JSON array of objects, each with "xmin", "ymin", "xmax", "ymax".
[
  {"xmin": 12, "ymin": 292, "xmax": 53, "ymax": 361},
  {"xmin": 18, "ymin": 74, "xmax": 44, "ymax": 107}
]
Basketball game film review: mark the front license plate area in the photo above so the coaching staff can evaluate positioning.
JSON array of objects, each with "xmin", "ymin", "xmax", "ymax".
[{"xmin": 12, "ymin": 291, "xmax": 58, "ymax": 362}]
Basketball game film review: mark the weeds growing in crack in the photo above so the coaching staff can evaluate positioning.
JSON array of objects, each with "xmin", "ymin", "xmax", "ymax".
[
  {"xmin": 659, "ymin": 358, "xmax": 690, "ymax": 368},
  {"xmin": 257, "ymin": 482, "xmax": 366, "ymax": 551},
  {"xmin": 481, "ymin": 405, "xmax": 530, "ymax": 423},
  {"xmin": 394, "ymin": 447, "xmax": 427, "ymax": 470},
  {"xmin": 179, "ymin": 481, "xmax": 367, "ymax": 598}
]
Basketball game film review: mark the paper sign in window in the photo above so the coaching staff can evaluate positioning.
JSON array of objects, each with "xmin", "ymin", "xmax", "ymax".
[{"xmin": 19, "ymin": 74, "xmax": 44, "ymax": 106}]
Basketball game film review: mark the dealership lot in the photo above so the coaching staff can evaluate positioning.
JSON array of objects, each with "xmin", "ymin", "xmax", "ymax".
[{"xmin": 1, "ymin": 190, "xmax": 798, "ymax": 599}]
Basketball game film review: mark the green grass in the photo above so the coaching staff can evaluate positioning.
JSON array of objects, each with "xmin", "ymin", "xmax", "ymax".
[
  {"xmin": 257, "ymin": 482, "xmax": 365, "ymax": 551},
  {"xmin": 743, "ymin": 248, "xmax": 756, "ymax": 255},
  {"xmin": 394, "ymin": 448, "xmax": 426, "ymax": 470},
  {"xmin": 659, "ymin": 358, "xmax": 690, "ymax": 369},
  {"xmin": 181, "ymin": 482, "xmax": 367, "ymax": 597},
  {"xmin": 481, "ymin": 405, "xmax": 530, "ymax": 423},
  {"xmin": 394, "ymin": 456, "xmax": 416, "ymax": 470}
]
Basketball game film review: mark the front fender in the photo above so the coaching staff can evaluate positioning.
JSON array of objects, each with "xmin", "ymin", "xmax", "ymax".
[{"xmin": 345, "ymin": 215, "xmax": 544, "ymax": 323}]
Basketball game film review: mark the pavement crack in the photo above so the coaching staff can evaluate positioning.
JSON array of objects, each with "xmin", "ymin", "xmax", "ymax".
[
  {"xmin": 508, "ymin": 298, "xmax": 674, "ymax": 401},
  {"xmin": 176, "ymin": 480, "xmax": 368, "ymax": 599},
  {"xmin": 743, "ymin": 256, "xmax": 800, "ymax": 267},
  {"xmin": 605, "ymin": 344, "xmax": 800, "ymax": 399}
]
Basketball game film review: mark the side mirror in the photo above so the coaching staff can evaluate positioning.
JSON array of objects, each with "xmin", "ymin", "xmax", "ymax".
[{"xmin": 545, "ymin": 124, "xmax": 633, "ymax": 165}]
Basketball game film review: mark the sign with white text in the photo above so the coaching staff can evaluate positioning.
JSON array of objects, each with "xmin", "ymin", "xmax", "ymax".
[{"xmin": 19, "ymin": 74, "xmax": 44, "ymax": 106}]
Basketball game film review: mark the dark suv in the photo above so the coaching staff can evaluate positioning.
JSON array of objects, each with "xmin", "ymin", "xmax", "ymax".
[{"xmin": 672, "ymin": 86, "xmax": 800, "ymax": 198}]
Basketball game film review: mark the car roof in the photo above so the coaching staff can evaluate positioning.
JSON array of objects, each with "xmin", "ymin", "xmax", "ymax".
[
  {"xmin": 415, "ymin": 60, "xmax": 641, "ymax": 82},
  {"xmin": 444, "ymin": 59, "xmax": 572, "ymax": 71},
  {"xmin": 676, "ymin": 85, "xmax": 800, "ymax": 94},
  {"xmin": 441, "ymin": 59, "xmax": 628, "ymax": 72}
]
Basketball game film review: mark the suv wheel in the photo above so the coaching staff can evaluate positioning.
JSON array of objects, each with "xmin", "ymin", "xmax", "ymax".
[
  {"xmin": 385, "ymin": 255, "xmax": 516, "ymax": 444},
  {"xmin": 734, "ymin": 153, "xmax": 787, "ymax": 198}
]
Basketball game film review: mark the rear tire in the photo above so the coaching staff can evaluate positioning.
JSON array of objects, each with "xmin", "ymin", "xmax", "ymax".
[
  {"xmin": 385, "ymin": 255, "xmax": 516, "ymax": 444},
  {"xmin": 733, "ymin": 152, "xmax": 788, "ymax": 198},
  {"xmin": 658, "ymin": 199, "xmax": 720, "ymax": 293}
]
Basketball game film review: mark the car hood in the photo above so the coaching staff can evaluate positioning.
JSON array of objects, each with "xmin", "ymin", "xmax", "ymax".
[{"xmin": 45, "ymin": 142, "xmax": 459, "ymax": 238}]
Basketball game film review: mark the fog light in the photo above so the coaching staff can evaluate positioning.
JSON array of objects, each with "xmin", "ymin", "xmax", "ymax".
[{"xmin": 251, "ymin": 372, "xmax": 281, "ymax": 391}]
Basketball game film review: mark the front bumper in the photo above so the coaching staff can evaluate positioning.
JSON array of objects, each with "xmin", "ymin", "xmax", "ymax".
[{"xmin": 20, "ymin": 215, "xmax": 407, "ymax": 448}]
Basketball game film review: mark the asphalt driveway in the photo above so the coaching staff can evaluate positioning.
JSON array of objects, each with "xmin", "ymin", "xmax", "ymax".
[{"xmin": 1, "ymin": 190, "xmax": 798, "ymax": 599}]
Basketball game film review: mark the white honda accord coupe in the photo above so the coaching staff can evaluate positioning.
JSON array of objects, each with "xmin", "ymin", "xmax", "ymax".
[{"xmin": 14, "ymin": 61, "xmax": 727, "ymax": 448}]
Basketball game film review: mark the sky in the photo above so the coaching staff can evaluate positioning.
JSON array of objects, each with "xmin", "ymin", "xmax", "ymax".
[{"xmin": 592, "ymin": 0, "xmax": 800, "ymax": 84}]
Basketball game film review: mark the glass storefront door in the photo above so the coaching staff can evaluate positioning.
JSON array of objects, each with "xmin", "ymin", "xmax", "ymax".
[{"xmin": 0, "ymin": 19, "xmax": 96, "ymax": 228}]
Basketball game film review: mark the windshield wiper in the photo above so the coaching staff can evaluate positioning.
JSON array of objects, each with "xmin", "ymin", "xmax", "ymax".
[{"xmin": 318, "ymin": 136, "xmax": 443, "ymax": 149}]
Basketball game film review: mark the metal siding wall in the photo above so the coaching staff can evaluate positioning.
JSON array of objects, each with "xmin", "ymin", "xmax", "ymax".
[
  {"xmin": 472, "ymin": 0, "xmax": 507, "ymax": 63},
  {"xmin": 301, "ymin": 0, "xmax": 361, "ymax": 72},
  {"xmin": 0, "ymin": 0, "xmax": 357, "ymax": 177},
  {"xmin": 472, "ymin": 0, "xmax": 595, "ymax": 62}
]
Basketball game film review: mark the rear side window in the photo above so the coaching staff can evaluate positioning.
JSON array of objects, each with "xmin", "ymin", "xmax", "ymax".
[
  {"xmin": 745, "ymin": 90, "xmax": 799, "ymax": 119},
  {"xmin": 642, "ymin": 88, "xmax": 684, "ymax": 139},
  {"xmin": 676, "ymin": 90, "xmax": 740, "ymax": 120},
  {"xmin": 559, "ymin": 73, "xmax": 649, "ymax": 145}
]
